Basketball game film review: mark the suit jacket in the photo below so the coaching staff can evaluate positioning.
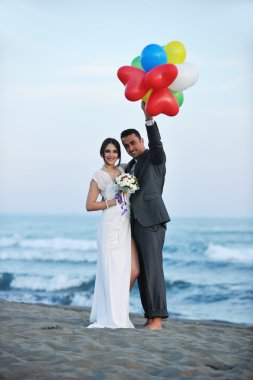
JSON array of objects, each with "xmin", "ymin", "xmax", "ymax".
[{"xmin": 126, "ymin": 122, "xmax": 170, "ymax": 227}]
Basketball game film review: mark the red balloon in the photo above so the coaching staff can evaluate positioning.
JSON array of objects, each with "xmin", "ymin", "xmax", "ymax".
[
  {"xmin": 145, "ymin": 64, "xmax": 178, "ymax": 90},
  {"xmin": 117, "ymin": 66, "xmax": 149, "ymax": 101},
  {"xmin": 146, "ymin": 88, "xmax": 179, "ymax": 117}
]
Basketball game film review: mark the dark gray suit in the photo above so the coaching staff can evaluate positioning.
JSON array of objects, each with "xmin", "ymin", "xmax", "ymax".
[{"xmin": 126, "ymin": 122, "xmax": 169, "ymax": 319}]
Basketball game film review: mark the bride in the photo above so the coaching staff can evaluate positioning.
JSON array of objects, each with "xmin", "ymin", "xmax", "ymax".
[{"xmin": 86, "ymin": 137, "xmax": 139, "ymax": 328}]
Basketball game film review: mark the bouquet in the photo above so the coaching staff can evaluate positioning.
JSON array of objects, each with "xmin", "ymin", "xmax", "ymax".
[
  {"xmin": 113, "ymin": 173, "xmax": 140, "ymax": 216},
  {"xmin": 113, "ymin": 173, "xmax": 140, "ymax": 193}
]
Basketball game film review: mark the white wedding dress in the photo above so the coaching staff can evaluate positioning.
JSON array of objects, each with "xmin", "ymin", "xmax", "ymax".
[{"xmin": 88, "ymin": 167, "xmax": 134, "ymax": 329}]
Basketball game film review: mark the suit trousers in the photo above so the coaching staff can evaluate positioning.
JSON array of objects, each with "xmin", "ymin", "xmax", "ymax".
[{"xmin": 131, "ymin": 218, "xmax": 168, "ymax": 319}]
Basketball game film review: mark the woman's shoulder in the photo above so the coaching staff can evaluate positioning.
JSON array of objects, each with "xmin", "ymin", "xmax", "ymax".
[
  {"xmin": 93, "ymin": 168, "xmax": 107, "ymax": 176},
  {"xmin": 92, "ymin": 169, "xmax": 107, "ymax": 181},
  {"xmin": 92, "ymin": 169, "xmax": 110, "ymax": 190}
]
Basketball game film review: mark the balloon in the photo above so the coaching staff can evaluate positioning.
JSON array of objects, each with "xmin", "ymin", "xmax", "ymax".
[
  {"xmin": 117, "ymin": 66, "xmax": 149, "ymax": 101},
  {"xmin": 171, "ymin": 91, "xmax": 184, "ymax": 107},
  {"xmin": 140, "ymin": 44, "xmax": 167, "ymax": 72},
  {"xmin": 117, "ymin": 41, "xmax": 198, "ymax": 117},
  {"xmin": 145, "ymin": 63, "xmax": 178, "ymax": 90},
  {"xmin": 169, "ymin": 62, "xmax": 199, "ymax": 92},
  {"xmin": 164, "ymin": 41, "xmax": 186, "ymax": 64},
  {"xmin": 131, "ymin": 56, "xmax": 144, "ymax": 70},
  {"xmin": 142, "ymin": 89, "xmax": 152, "ymax": 102},
  {"xmin": 146, "ymin": 88, "xmax": 179, "ymax": 117}
]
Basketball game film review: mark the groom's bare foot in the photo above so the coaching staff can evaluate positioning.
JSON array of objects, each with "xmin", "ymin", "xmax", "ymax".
[
  {"xmin": 143, "ymin": 318, "xmax": 152, "ymax": 327},
  {"xmin": 146, "ymin": 317, "xmax": 162, "ymax": 330}
]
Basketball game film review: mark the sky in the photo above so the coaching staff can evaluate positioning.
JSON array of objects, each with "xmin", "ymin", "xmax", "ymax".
[{"xmin": 0, "ymin": 0, "xmax": 252, "ymax": 217}]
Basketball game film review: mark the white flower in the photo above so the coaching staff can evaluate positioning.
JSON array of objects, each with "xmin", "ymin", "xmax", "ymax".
[{"xmin": 113, "ymin": 173, "xmax": 140, "ymax": 194}]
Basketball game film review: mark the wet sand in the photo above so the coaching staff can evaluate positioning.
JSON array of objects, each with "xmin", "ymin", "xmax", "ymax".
[{"xmin": 0, "ymin": 300, "xmax": 252, "ymax": 379}]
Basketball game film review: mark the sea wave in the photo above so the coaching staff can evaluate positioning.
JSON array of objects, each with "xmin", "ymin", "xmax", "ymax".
[
  {"xmin": 0, "ymin": 272, "xmax": 95, "ymax": 292},
  {"xmin": 0, "ymin": 249, "xmax": 97, "ymax": 263},
  {"xmin": 0, "ymin": 236, "xmax": 97, "ymax": 251},
  {"xmin": 165, "ymin": 279, "xmax": 192, "ymax": 290},
  {"xmin": 0, "ymin": 290, "xmax": 94, "ymax": 308},
  {"xmin": 0, "ymin": 236, "xmax": 19, "ymax": 248},
  {"xmin": 0, "ymin": 273, "xmax": 193, "ymax": 293},
  {"xmin": 205, "ymin": 244, "xmax": 253, "ymax": 264},
  {"xmin": 0, "ymin": 273, "xmax": 14, "ymax": 290}
]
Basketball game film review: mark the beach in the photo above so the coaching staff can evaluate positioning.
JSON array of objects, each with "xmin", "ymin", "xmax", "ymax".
[{"xmin": 0, "ymin": 300, "xmax": 252, "ymax": 380}]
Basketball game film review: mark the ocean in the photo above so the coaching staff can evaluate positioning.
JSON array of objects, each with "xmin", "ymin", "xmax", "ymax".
[{"xmin": 0, "ymin": 215, "xmax": 252, "ymax": 325}]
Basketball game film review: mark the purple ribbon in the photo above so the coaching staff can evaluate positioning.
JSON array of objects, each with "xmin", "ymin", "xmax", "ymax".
[{"xmin": 115, "ymin": 192, "xmax": 127, "ymax": 216}]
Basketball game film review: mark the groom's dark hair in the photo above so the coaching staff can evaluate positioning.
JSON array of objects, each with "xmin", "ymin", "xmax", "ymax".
[{"xmin": 120, "ymin": 129, "xmax": 142, "ymax": 140}]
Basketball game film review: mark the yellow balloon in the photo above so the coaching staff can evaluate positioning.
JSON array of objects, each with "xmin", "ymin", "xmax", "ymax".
[
  {"xmin": 142, "ymin": 89, "xmax": 152, "ymax": 102},
  {"xmin": 164, "ymin": 41, "xmax": 186, "ymax": 64}
]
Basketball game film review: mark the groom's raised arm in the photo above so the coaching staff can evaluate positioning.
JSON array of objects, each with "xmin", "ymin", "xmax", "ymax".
[{"xmin": 141, "ymin": 101, "xmax": 165, "ymax": 165}]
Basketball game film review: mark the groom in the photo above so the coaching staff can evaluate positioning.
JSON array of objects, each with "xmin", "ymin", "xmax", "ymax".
[{"xmin": 121, "ymin": 101, "xmax": 169, "ymax": 330}]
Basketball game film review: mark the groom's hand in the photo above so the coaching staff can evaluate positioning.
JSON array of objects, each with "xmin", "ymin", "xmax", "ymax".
[{"xmin": 141, "ymin": 100, "xmax": 153, "ymax": 121}]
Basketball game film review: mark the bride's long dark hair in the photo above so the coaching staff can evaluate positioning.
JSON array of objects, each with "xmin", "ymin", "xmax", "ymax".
[{"xmin": 100, "ymin": 138, "xmax": 121, "ymax": 167}]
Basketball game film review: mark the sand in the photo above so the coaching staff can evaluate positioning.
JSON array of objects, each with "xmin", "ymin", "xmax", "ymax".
[{"xmin": 0, "ymin": 300, "xmax": 252, "ymax": 380}]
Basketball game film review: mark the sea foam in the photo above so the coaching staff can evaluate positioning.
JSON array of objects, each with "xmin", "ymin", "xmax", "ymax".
[
  {"xmin": 10, "ymin": 274, "xmax": 90, "ymax": 292},
  {"xmin": 206, "ymin": 243, "xmax": 253, "ymax": 264},
  {"xmin": 0, "ymin": 236, "xmax": 97, "ymax": 251},
  {"xmin": 0, "ymin": 249, "xmax": 96, "ymax": 262}
]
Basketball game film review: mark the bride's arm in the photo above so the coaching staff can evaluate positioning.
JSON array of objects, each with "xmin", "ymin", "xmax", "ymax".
[{"xmin": 86, "ymin": 179, "xmax": 116, "ymax": 211}]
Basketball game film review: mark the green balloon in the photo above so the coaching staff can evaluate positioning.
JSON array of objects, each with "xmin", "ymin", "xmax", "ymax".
[
  {"xmin": 131, "ymin": 56, "xmax": 144, "ymax": 70},
  {"xmin": 171, "ymin": 91, "xmax": 184, "ymax": 107}
]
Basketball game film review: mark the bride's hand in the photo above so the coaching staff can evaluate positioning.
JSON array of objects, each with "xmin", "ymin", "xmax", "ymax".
[{"xmin": 103, "ymin": 198, "xmax": 117, "ymax": 208}]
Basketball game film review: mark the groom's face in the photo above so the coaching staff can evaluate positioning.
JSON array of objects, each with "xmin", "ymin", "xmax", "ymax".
[{"xmin": 121, "ymin": 133, "xmax": 145, "ymax": 159}]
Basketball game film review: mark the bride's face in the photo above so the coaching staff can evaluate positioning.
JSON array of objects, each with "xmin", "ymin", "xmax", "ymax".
[{"xmin": 103, "ymin": 143, "xmax": 119, "ymax": 166}]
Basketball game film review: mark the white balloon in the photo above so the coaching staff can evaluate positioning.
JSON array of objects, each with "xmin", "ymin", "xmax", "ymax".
[{"xmin": 169, "ymin": 62, "xmax": 199, "ymax": 92}]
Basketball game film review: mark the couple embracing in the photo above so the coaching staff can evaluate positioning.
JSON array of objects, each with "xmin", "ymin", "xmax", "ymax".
[{"xmin": 86, "ymin": 102, "xmax": 169, "ymax": 330}]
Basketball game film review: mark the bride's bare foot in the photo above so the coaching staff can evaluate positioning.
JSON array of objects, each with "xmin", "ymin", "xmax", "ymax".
[{"xmin": 146, "ymin": 317, "xmax": 162, "ymax": 330}]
